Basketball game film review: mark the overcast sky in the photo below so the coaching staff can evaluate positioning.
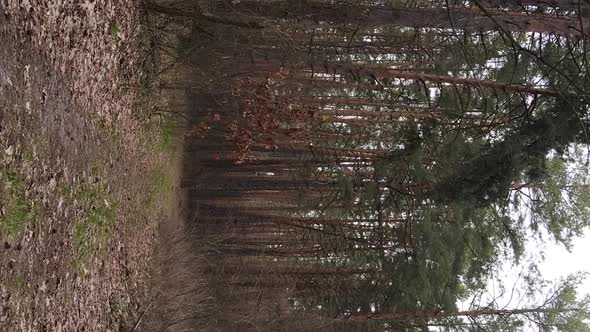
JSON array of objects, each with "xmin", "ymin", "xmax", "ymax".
[
  {"xmin": 539, "ymin": 229, "xmax": 590, "ymax": 296},
  {"xmin": 457, "ymin": 226, "xmax": 590, "ymax": 306}
]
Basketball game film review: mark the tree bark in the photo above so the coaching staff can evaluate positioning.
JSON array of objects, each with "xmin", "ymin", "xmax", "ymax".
[
  {"xmin": 321, "ymin": 63, "xmax": 561, "ymax": 97},
  {"xmin": 230, "ymin": 1, "xmax": 590, "ymax": 35},
  {"xmin": 338, "ymin": 307, "xmax": 570, "ymax": 321}
]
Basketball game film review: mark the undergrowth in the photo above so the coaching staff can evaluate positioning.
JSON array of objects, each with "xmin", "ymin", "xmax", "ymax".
[
  {"xmin": 0, "ymin": 167, "xmax": 37, "ymax": 240},
  {"xmin": 71, "ymin": 177, "xmax": 116, "ymax": 262}
]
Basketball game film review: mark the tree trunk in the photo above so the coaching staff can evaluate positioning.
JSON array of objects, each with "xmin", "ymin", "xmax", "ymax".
[
  {"xmin": 230, "ymin": 1, "xmax": 590, "ymax": 35},
  {"xmin": 321, "ymin": 63, "xmax": 560, "ymax": 97}
]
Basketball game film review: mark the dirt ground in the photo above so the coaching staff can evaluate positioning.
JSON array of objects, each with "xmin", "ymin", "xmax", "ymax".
[{"xmin": 0, "ymin": 0, "xmax": 180, "ymax": 330}]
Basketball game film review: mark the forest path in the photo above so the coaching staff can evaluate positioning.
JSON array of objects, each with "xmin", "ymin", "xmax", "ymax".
[{"xmin": 0, "ymin": 1, "xmax": 180, "ymax": 330}]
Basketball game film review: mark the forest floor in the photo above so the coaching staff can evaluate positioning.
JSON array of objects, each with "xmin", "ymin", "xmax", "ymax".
[{"xmin": 0, "ymin": 1, "xmax": 181, "ymax": 330}]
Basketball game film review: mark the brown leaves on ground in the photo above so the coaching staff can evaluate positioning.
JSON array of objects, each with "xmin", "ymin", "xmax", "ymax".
[{"xmin": 0, "ymin": 0, "xmax": 171, "ymax": 330}]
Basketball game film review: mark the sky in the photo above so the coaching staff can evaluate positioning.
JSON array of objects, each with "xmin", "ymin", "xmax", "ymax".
[
  {"xmin": 453, "ymin": 230, "xmax": 590, "ymax": 331},
  {"xmin": 455, "ymin": 228, "xmax": 590, "ymax": 328},
  {"xmin": 539, "ymin": 229, "xmax": 590, "ymax": 296}
]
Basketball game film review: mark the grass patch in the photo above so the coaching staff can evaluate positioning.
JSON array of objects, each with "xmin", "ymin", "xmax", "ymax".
[
  {"xmin": 22, "ymin": 145, "xmax": 34, "ymax": 162},
  {"xmin": 159, "ymin": 122, "xmax": 176, "ymax": 153},
  {"xmin": 144, "ymin": 101, "xmax": 183, "ymax": 155},
  {"xmin": 152, "ymin": 116, "xmax": 178, "ymax": 154},
  {"xmin": 0, "ymin": 167, "xmax": 36, "ymax": 239},
  {"xmin": 154, "ymin": 166, "xmax": 175, "ymax": 194},
  {"xmin": 110, "ymin": 22, "xmax": 120, "ymax": 38},
  {"xmin": 72, "ymin": 179, "xmax": 116, "ymax": 261},
  {"xmin": 12, "ymin": 274, "xmax": 26, "ymax": 290},
  {"xmin": 144, "ymin": 162, "xmax": 177, "ymax": 216}
]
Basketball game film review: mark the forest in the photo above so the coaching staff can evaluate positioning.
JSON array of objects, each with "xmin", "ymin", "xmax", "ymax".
[{"xmin": 144, "ymin": 0, "xmax": 590, "ymax": 331}]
